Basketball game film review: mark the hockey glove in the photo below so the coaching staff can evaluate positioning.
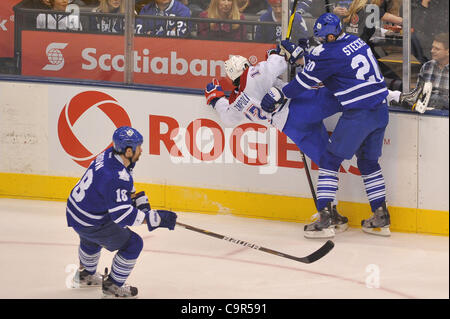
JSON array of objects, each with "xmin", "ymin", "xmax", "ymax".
[
  {"xmin": 205, "ymin": 79, "xmax": 225, "ymax": 107},
  {"xmin": 146, "ymin": 209, "xmax": 178, "ymax": 231},
  {"xmin": 279, "ymin": 40, "xmax": 305, "ymax": 66},
  {"xmin": 261, "ymin": 87, "xmax": 286, "ymax": 113},
  {"xmin": 132, "ymin": 191, "xmax": 150, "ymax": 212},
  {"xmin": 297, "ymin": 38, "xmax": 310, "ymax": 51}
]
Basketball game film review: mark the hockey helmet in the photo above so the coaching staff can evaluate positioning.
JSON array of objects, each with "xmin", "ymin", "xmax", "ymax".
[
  {"xmin": 224, "ymin": 55, "xmax": 250, "ymax": 82},
  {"xmin": 313, "ymin": 13, "xmax": 342, "ymax": 41},
  {"xmin": 112, "ymin": 126, "xmax": 143, "ymax": 154}
]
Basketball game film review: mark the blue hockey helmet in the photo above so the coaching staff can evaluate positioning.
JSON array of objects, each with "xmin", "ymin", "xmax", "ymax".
[
  {"xmin": 313, "ymin": 13, "xmax": 343, "ymax": 41},
  {"xmin": 112, "ymin": 126, "xmax": 143, "ymax": 153}
]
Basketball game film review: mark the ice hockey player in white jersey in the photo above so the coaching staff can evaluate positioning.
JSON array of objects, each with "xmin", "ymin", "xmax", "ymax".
[
  {"xmin": 204, "ymin": 53, "xmax": 352, "ymax": 235},
  {"xmin": 66, "ymin": 126, "xmax": 177, "ymax": 298}
]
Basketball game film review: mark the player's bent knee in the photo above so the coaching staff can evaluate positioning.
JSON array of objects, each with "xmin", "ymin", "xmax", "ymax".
[
  {"xmin": 319, "ymin": 150, "xmax": 344, "ymax": 171},
  {"xmin": 357, "ymin": 158, "xmax": 381, "ymax": 175},
  {"xmin": 120, "ymin": 231, "xmax": 144, "ymax": 259}
]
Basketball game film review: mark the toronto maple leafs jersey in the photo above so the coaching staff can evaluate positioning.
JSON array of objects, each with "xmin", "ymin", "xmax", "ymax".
[
  {"xmin": 282, "ymin": 33, "xmax": 388, "ymax": 110},
  {"xmin": 66, "ymin": 147, "xmax": 146, "ymax": 229},
  {"xmin": 213, "ymin": 54, "xmax": 290, "ymax": 130},
  {"xmin": 136, "ymin": 0, "xmax": 191, "ymax": 37}
]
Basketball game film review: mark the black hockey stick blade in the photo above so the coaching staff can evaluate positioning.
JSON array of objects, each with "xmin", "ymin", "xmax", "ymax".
[
  {"xmin": 299, "ymin": 240, "xmax": 335, "ymax": 264},
  {"xmin": 176, "ymin": 222, "xmax": 335, "ymax": 264}
]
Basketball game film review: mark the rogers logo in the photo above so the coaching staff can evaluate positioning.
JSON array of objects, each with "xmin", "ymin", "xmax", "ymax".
[
  {"xmin": 57, "ymin": 91, "xmax": 131, "ymax": 167},
  {"xmin": 43, "ymin": 43, "xmax": 68, "ymax": 71}
]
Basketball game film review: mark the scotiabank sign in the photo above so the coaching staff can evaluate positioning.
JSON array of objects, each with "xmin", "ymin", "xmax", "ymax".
[{"xmin": 22, "ymin": 31, "xmax": 273, "ymax": 90}]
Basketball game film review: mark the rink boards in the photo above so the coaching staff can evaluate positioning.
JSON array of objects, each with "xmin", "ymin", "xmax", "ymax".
[{"xmin": 0, "ymin": 80, "xmax": 448, "ymax": 235}]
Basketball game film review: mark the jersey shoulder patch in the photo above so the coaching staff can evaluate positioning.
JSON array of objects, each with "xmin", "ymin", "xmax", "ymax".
[
  {"xmin": 118, "ymin": 168, "xmax": 130, "ymax": 182},
  {"xmin": 311, "ymin": 44, "xmax": 325, "ymax": 57}
]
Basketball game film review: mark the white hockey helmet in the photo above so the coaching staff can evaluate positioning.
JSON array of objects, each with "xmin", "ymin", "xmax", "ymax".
[{"xmin": 224, "ymin": 55, "xmax": 250, "ymax": 82}]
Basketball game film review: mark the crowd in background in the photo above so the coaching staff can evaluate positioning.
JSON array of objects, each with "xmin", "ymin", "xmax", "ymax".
[{"xmin": 7, "ymin": 0, "xmax": 450, "ymax": 111}]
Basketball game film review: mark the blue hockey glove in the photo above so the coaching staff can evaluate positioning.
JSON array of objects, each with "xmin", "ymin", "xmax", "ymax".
[
  {"xmin": 297, "ymin": 38, "xmax": 310, "ymax": 51},
  {"xmin": 146, "ymin": 210, "xmax": 178, "ymax": 231},
  {"xmin": 279, "ymin": 40, "xmax": 305, "ymax": 65},
  {"xmin": 261, "ymin": 87, "xmax": 286, "ymax": 113},
  {"xmin": 132, "ymin": 191, "xmax": 151, "ymax": 212},
  {"xmin": 205, "ymin": 78, "xmax": 225, "ymax": 107}
]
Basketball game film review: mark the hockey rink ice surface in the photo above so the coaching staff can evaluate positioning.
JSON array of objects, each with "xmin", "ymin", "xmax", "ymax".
[{"xmin": 0, "ymin": 198, "xmax": 448, "ymax": 299}]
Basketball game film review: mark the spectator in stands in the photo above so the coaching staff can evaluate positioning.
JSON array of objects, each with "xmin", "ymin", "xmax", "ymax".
[
  {"xmin": 135, "ymin": 0, "xmax": 151, "ymax": 13},
  {"xmin": 334, "ymin": 0, "xmax": 402, "ymax": 24},
  {"xmin": 91, "ymin": 0, "xmax": 125, "ymax": 33},
  {"xmin": 136, "ymin": 0, "xmax": 191, "ymax": 37},
  {"xmin": 254, "ymin": 0, "xmax": 309, "ymax": 44},
  {"xmin": 197, "ymin": 0, "xmax": 247, "ymax": 41},
  {"xmin": 419, "ymin": 33, "xmax": 449, "ymax": 110},
  {"xmin": 36, "ymin": 0, "xmax": 83, "ymax": 30},
  {"xmin": 410, "ymin": 0, "xmax": 449, "ymax": 63},
  {"xmin": 342, "ymin": 0, "xmax": 385, "ymax": 43}
]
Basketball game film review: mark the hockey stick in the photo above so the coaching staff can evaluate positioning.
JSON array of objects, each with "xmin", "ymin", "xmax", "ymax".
[
  {"xmin": 286, "ymin": 0, "xmax": 318, "ymax": 209},
  {"xmin": 176, "ymin": 222, "xmax": 334, "ymax": 264}
]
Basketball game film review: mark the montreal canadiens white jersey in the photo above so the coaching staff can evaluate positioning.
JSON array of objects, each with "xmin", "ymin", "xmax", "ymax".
[
  {"xmin": 66, "ymin": 147, "xmax": 146, "ymax": 229},
  {"xmin": 213, "ymin": 54, "xmax": 291, "ymax": 131}
]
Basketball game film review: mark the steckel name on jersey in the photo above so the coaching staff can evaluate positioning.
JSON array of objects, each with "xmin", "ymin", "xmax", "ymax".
[
  {"xmin": 66, "ymin": 148, "xmax": 146, "ymax": 229},
  {"xmin": 287, "ymin": 33, "xmax": 388, "ymax": 110}
]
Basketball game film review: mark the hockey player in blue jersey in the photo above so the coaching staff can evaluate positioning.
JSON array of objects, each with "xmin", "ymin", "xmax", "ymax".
[
  {"xmin": 261, "ymin": 13, "xmax": 392, "ymax": 238},
  {"xmin": 67, "ymin": 126, "xmax": 177, "ymax": 298},
  {"xmin": 136, "ymin": 0, "xmax": 191, "ymax": 37}
]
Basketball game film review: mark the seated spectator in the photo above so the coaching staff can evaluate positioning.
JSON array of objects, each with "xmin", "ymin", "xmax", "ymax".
[
  {"xmin": 197, "ymin": 0, "xmax": 246, "ymax": 41},
  {"xmin": 419, "ymin": 33, "xmax": 449, "ymax": 110},
  {"xmin": 136, "ymin": 0, "xmax": 191, "ymax": 37},
  {"xmin": 254, "ymin": 0, "xmax": 309, "ymax": 44},
  {"xmin": 36, "ymin": 0, "xmax": 83, "ymax": 30},
  {"xmin": 410, "ymin": 0, "xmax": 449, "ymax": 64},
  {"xmin": 388, "ymin": 33, "xmax": 449, "ymax": 112},
  {"xmin": 91, "ymin": 0, "xmax": 125, "ymax": 33}
]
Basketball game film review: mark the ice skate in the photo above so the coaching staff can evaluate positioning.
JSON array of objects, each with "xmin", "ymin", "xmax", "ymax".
[
  {"xmin": 399, "ymin": 76, "xmax": 433, "ymax": 113},
  {"xmin": 71, "ymin": 267, "xmax": 102, "ymax": 288},
  {"xmin": 331, "ymin": 205, "xmax": 348, "ymax": 233},
  {"xmin": 361, "ymin": 203, "xmax": 391, "ymax": 237},
  {"xmin": 304, "ymin": 204, "xmax": 335, "ymax": 239},
  {"xmin": 102, "ymin": 268, "xmax": 138, "ymax": 299}
]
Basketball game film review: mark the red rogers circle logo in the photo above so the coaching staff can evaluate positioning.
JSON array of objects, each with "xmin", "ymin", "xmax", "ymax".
[{"xmin": 58, "ymin": 91, "xmax": 131, "ymax": 167}]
